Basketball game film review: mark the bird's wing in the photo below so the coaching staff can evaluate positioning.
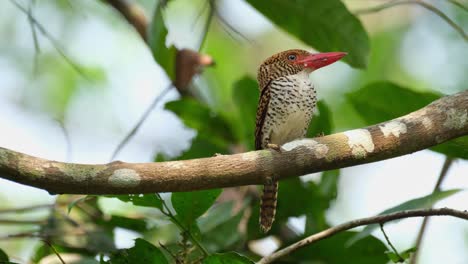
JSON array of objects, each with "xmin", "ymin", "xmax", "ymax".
[{"xmin": 255, "ymin": 82, "xmax": 272, "ymax": 150}]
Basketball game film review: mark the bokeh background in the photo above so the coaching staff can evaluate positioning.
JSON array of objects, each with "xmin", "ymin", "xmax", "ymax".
[{"xmin": 0, "ymin": 0, "xmax": 467, "ymax": 263}]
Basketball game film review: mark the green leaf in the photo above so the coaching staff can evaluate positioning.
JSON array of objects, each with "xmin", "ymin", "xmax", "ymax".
[
  {"xmin": 0, "ymin": 248, "xmax": 9, "ymax": 261},
  {"xmin": 178, "ymin": 135, "xmax": 228, "ymax": 160},
  {"xmin": 198, "ymin": 202, "xmax": 235, "ymax": 233},
  {"xmin": 245, "ymin": 0, "xmax": 369, "ymax": 68},
  {"xmin": 348, "ymin": 82, "xmax": 441, "ymax": 124},
  {"xmin": 172, "ymin": 189, "xmax": 222, "ymax": 227},
  {"xmin": 148, "ymin": 1, "xmax": 177, "ymax": 80},
  {"xmin": 349, "ymin": 189, "xmax": 461, "ymax": 245},
  {"xmin": 232, "ymin": 76, "xmax": 260, "ymax": 150},
  {"xmin": 307, "ymin": 100, "xmax": 334, "ymax": 137},
  {"xmin": 201, "ymin": 205, "xmax": 245, "ymax": 252},
  {"xmin": 202, "ymin": 252, "xmax": 254, "ymax": 264},
  {"xmin": 348, "ymin": 82, "xmax": 468, "ymax": 159},
  {"xmin": 165, "ymin": 98, "xmax": 235, "ymax": 146},
  {"xmin": 105, "ymin": 238, "xmax": 168, "ymax": 264},
  {"xmin": 291, "ymin": 231, "xmax": 387, "ymax": 264},
  {"xmin": 319, "ymin": 169, "xmax": 340, "ymax": 201},
  {"xmin": 247, "ymin": 177, "xmax": 333, "ymax": 238},
  {"xmin": 385, "ymin": 247, "xmax": 417, "ymax": 263},
  {"xmin": 104, "ymin": 215, "xmax": 148, "ymax": 232},
  {"xmin": 111, "ymin": 194, "xmax": 163, "ymax": 210}
]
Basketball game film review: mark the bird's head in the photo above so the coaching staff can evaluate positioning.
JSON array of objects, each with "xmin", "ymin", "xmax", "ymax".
[{"xmin": 257, "ymin": 49, "xmax": 347, "ymax": 89}]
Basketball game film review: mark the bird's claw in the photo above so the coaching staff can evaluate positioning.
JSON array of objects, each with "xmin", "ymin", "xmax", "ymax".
[
  {"xmin": 267, "ymin": 143, "xmax": 282, "ymax": 152},
  {"xmin": 316, "ymin": 132, "xmax": 325, "ymax": 137}
]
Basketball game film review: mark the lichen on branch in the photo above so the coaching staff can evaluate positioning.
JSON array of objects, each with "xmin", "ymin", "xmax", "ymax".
[{"xmin": 0, "ymin": 91, "xmax": 466, "ymax": 194}]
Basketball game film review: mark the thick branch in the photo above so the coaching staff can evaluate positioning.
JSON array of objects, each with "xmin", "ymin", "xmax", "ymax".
[
  {"xmin": 257, "ymin": 208, "xmax": 468, "ymax": 264},
  {"xmin": 0, "ymin": 91, "xmax": 467, "ymax": 194}
]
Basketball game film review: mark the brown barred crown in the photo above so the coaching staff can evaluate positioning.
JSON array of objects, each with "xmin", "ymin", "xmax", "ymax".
[{"xmin": 257, "ymin": 49, "xmax": 310, "ymax": 90}]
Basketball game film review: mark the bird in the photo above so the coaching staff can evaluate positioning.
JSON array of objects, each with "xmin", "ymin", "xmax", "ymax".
[{"xmin": 255, "ymin": 49, "xmax": 347, "ymax": 232}]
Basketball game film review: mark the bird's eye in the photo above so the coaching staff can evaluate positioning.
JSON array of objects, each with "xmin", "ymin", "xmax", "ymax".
[{"xmin": 288, "ymin": 54, "xmax": 296, "ymax": 61}]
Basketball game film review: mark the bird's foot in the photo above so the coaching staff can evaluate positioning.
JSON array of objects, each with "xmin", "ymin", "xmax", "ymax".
[
  {"xmin": 267, "ymin": 143, "xmax": 282, "ymax": 152},
  {"xmin": 213, "ymin": 153, "xmax": 223, "ymax": 157}
]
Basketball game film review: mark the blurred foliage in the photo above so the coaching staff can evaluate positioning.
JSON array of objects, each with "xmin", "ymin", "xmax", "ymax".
[
  {"xmin": 246, "ymin": 0, "xmax": 370, "ymax": 68},
  {"xmin": 348, "ymin": 82, "xmax": 468, "ymax": 159},
  {"xmin": 1, "ymin": 0, "xmax": 467, "ymax": 263},
  {"xmin": 149, "ymin": 0, "xmax": 177, "ymax": 81}
]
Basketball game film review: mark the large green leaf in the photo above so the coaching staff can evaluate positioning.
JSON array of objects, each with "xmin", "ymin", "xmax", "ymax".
[
  {"xmin": 148, "ymin": 1, "xmax": 177, "ymax": 80},
  {"xmin": 232, "ymin": 76, "xmax": 259, "ymax": 150},
  {"xmin": 348, "ymin": 82, "xmax": 468, "ymax": 159},
  {"xmin": 290, "ymin": 231, "xmax": 387, "ymax": 264},
  {"xmin": 105, "ymin": 238, "xmax": 168, "ymax": 264},
  {"xmin": 172, "ymin": 189, "xmax": 222, "ymax": 227},
  {"xmin": 165, "ymin": 98, "xmax": 235, "ymax": 147},
  {"xmin": 245, "ymin": 0, "xmax": 369, "ymax": 68},
  {"xmin": 0, "ymin": 248, "xmax": 8, "ymax": 261},
  {"xmin": 348, "ymin": 189, "xmax": 461, "ymax": 245},
  {"xmin": 103, "ymin": 215, "xmax": 148, "ymax": 232},
  {"xmin": 307, "ymin": 100, "xmax": 334, "ymax": 137},
  {"xmin": 348, "ymin": 82, "xmax": 441, "ymax": 123},
  {"xmin": 203, "ymin": 252, "xmax": 254, "ymax": 264}
]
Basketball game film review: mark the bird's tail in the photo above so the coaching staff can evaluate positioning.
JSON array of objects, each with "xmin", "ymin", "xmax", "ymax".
[{"xmin": 259, "ymin": 180, "xmax": 278, "ymax": 233}]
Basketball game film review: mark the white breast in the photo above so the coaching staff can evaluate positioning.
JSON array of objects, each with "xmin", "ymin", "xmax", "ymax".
[{"xmin": 266, "ymin": 71, "xmax": 317, "ymax": 146}]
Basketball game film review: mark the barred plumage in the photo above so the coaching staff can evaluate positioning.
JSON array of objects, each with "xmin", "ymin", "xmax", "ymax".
[{"xmin": 255, "ymin": 49, "xmax": 346, "ymax": 232}]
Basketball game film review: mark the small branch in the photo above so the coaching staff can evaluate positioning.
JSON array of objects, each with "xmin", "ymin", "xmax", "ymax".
[
  {"xmin": 104, "ymin": 0, "xmax": 148, "ymax": 41},
  {"xmin": 197, "ymin": 0, "xmax": 214, "ymax": 50},
  {"xmin": 447, "ymin": 0, "xmax": 468, "ymax": 12},
  {"xmin": 258, "ymin": 208, "xmax": 468, "ymax": 264},
  {"xmin": 409, "ymin": 157, "xmax": 454, "ymax": 264},
  {"xmin": 380, "ymin": 223, "xmax": 404, "ymax": 262},
  {"xmin": 42, "ymin": 240, "xmax": 66, "ymax": 264},
  {"xmin": 9, "ymin": 0, "xmax": 90, "ymax": 79},
  {"xmin": 109, "ymin": 83, "xmax": 173, "ymax": 161},
  {"xmin": 354, "ymin": 0, "xmax": 468, "ymax": 41},
  {"xmin": 0, "ymin": 91, "xmax": 466, "ymax": 194}
]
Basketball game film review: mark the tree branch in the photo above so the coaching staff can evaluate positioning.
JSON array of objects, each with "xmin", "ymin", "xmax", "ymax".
[
  {"xmin": 0, "ymin": 91, "xmax": 466, "ymax": 194},
  {"xmin": 354, "ymin": 0, "xmax": 468, "ymax": 42},
  {"xmin": 409, "ymin": 157, "xmax": 454, "ymax": 263},
  {"xmin": 104, "ymin": 0, "xmax": 148, "ymax": 41},
  {"xmin": 258, "ymin": 208, "xmax": 468, "ymax": 264}
]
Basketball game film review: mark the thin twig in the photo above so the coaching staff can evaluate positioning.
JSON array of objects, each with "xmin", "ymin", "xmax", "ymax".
[
  {"xmin": 213, "ymin": 5, "xmax": 254, "ymax": 44},
  {"xmin": 42, "ymin": 240, "xmax": 66, "ymax": 264},
  {"xmin": 109, "ymin": 83, "xmax": 173, "ymax": 161},
  {"xmin": 56, "ymin": 120, "xmax": 72, "ymax": 162},
  {"xmin": 192, "ymin": 0, "xmax": 209, "ymax": 31},
  {"xmin": 354, "ymin": 0, "xmax": 468, "ymax": 41},
  {"xmin": 380, "ymin": 223, "xmax": 404, "ymax": 262},
  {"xmin": 9, "ymin": 0, "xmax": 90, "ymax": 79},
  {"xmin": 197, "ymin": 0, "xmax": 214, "ymax": 50},
  {"xmin": 258, "ymin": 208, "xmax": 468, "ymax": 264},
  {"xmin": 447, "ymin": 0, "xmax": 468, "ymax": 12},
  {"xmin": 409, "ymin": 157, "xmax": 454, "ymax": 264},
  {"xmin": 27, "ymin": 0, "xmax": 40, "ymax": 75}
]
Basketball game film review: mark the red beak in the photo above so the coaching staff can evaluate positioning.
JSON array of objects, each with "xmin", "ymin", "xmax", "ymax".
[{"xmin": 296, "ymin": 52, "xmax": 347, "ymax": 70}]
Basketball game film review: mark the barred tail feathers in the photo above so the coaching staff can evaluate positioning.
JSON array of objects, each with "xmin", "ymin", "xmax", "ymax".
[{"xmin": 259, "ymin": 181, "xmax": 278, "ymax": 233}]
